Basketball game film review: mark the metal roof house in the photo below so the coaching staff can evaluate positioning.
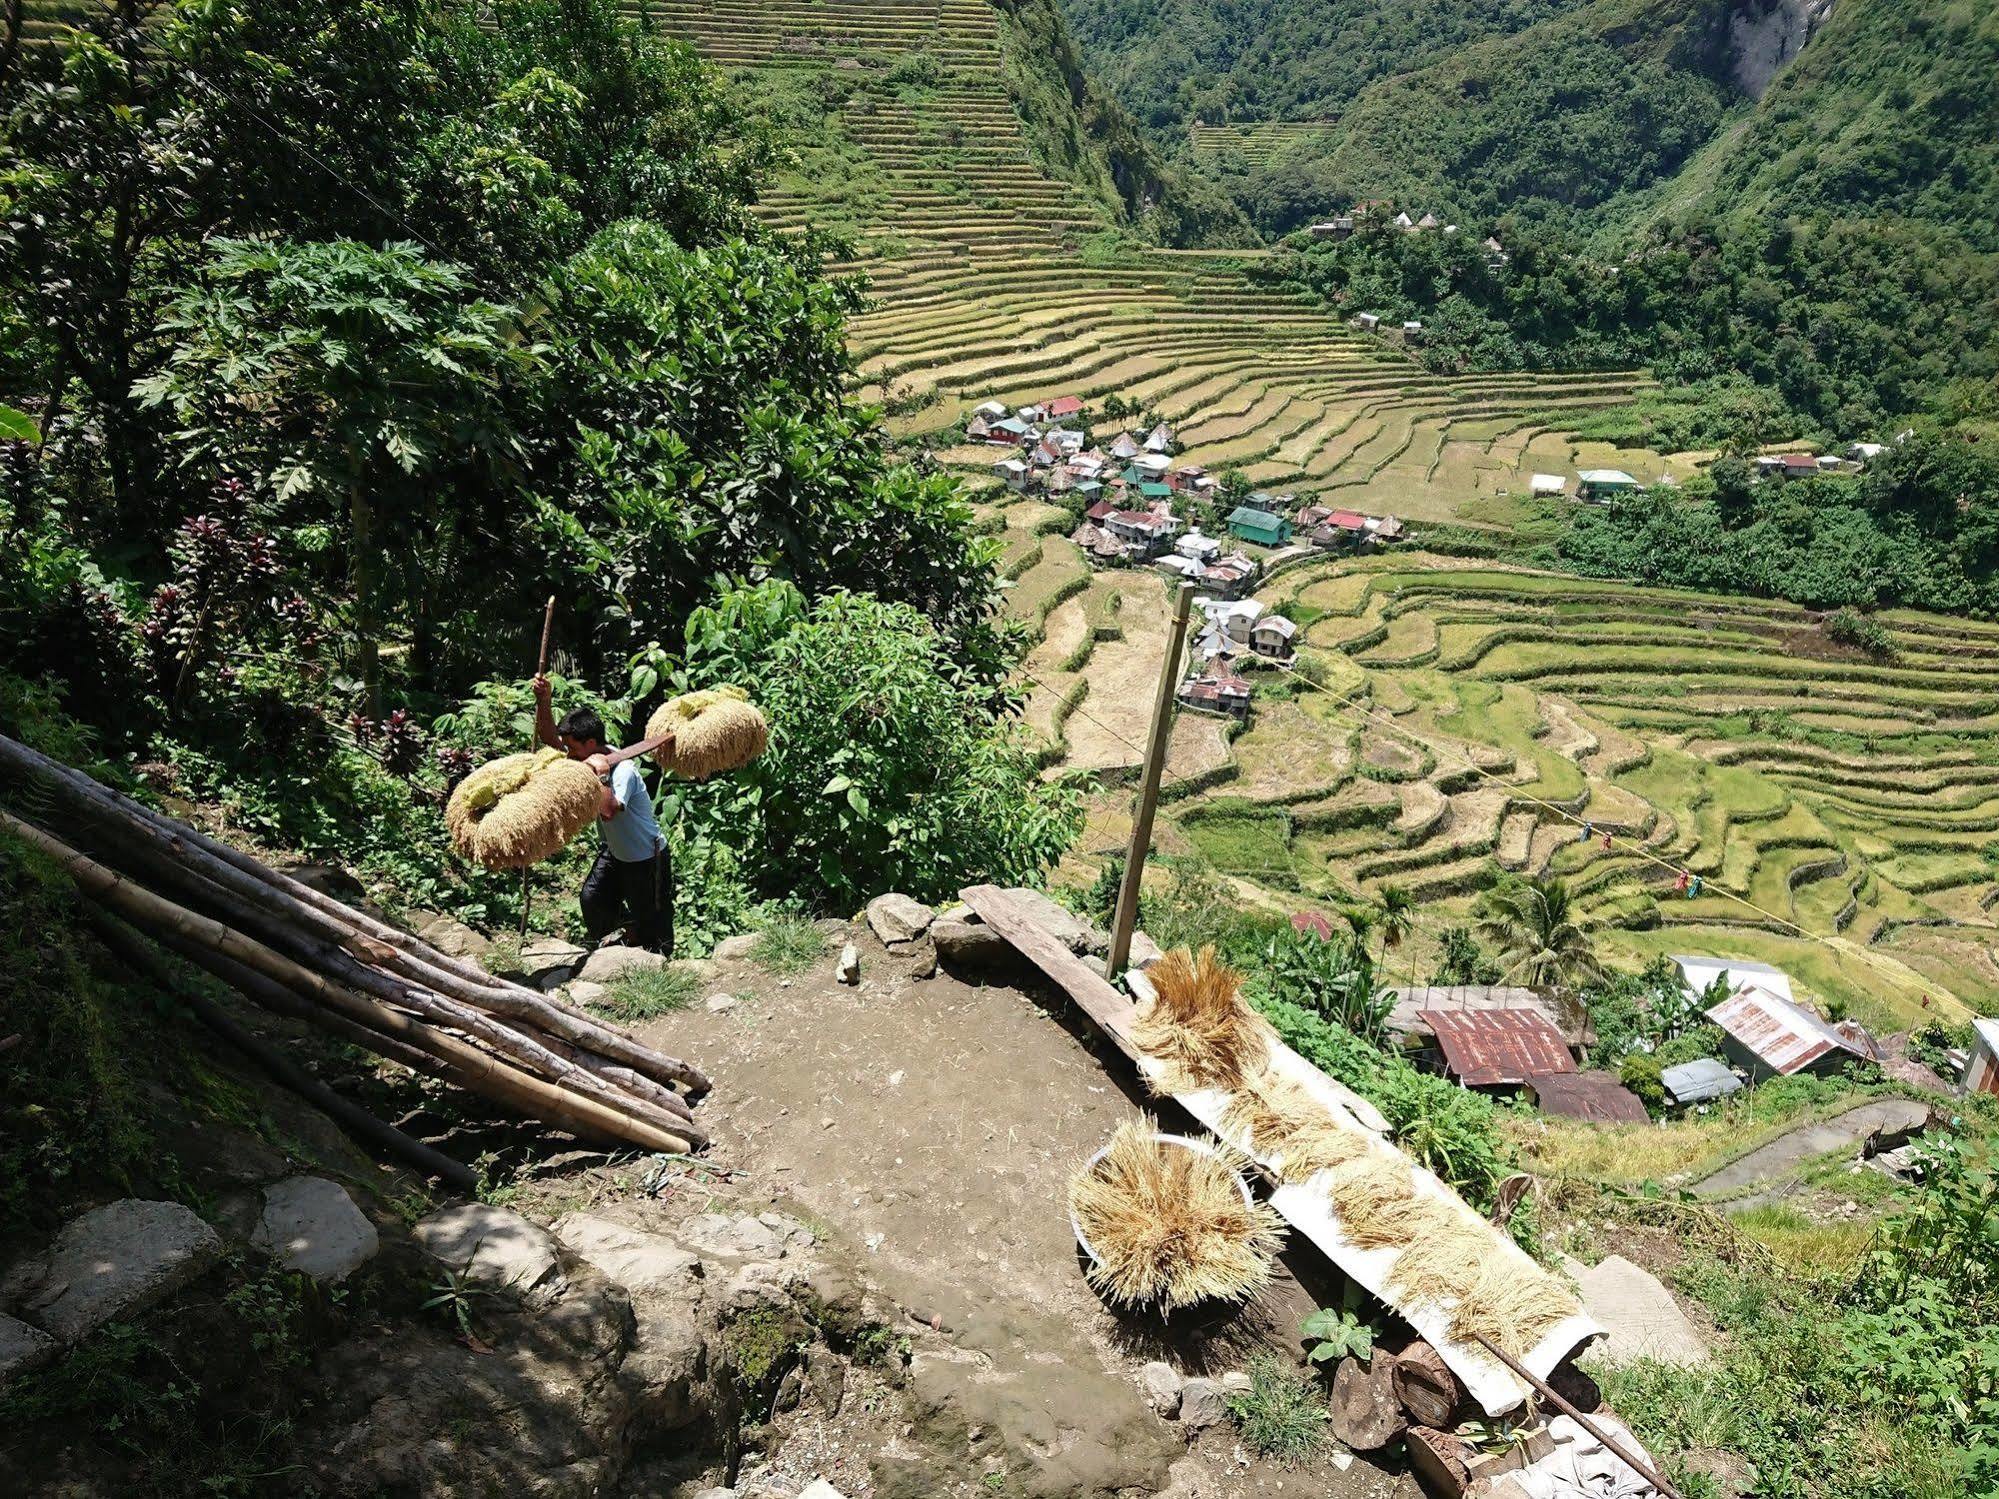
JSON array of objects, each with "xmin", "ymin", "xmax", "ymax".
[
  {"xmin": 1577, "ymin": 469, "xmax": 1641, "ymax": 504},
  {"xmin": 1227, "ymin": 506, "xmax": 1293, "ymax": 547},
  {"xmin": 1963, "ymin": 1018, "xmax": 1999, "ymax": 1097},
  {"xmin": 1530, "ymin": 473, "xmax": 1567, "ymax": 498},
  {"xmin": 1661, "ymin": 1058, "xmax": 1744, "ymax": 1108},
  {"xmin": 1391, "ymin": 985, "xmax": 1582, "ymax": 1048},
  {"xmin": 1527, "ymin": 1071, "xmax": 1650, "ymax": 1124},
  {"xmin": 1674, "ymin": 955, "xmax": 1794, "ymax": 1007},
  {"xmin": 1421, "ymin": 1008, "xmax": 1577, "ymax": 1089},
  {"xmin": 1703, "ymin": 985, "xmax": 1862, "ymax": 1080}
]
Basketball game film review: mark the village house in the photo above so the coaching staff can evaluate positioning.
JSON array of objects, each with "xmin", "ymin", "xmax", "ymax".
[
  {"xmin": 1353, "ymin": 312, "xmax": 1381, "ymax": 332},
  {"xmin": 1029, "ymin": 438, "xmax": 1060, "ymax": 468},
  {"xmin": 1069, "ymin": 451, "xmax": 1107, "ymax": 480},
  {"xmin": 1402, "ymin": 320, "xmax": 1425, "ymax": 343},
  {"xmin": 1108, "ymin": 431, "xmax": 1142, "ymax": 461},
  {"xmin": 1071, "ymin": 522, "xmax": 1125, "ymax": 566},
  {"xmin": 1169, "ymin": 464, "xmax": 1214, "ymax": 495},
  {"xmin": 1576, "ymin": 468, "xmax": 1641, "ymax": 504},
  {"xmin": 992, "ymin": 457, "xmax": 1030, "ymax": 492},
  {"xmin": 1103, "ymin": 508, "xmax": 1178, "ymax": 559},
  {"xmin": 1015, "ymin": 402, "xmax": 1046, "ymax": 425},
  {"xmin": 1198, "ymin": 553, "xmax": 1258, "ymax": 601},
  {"xmin": 1175, "ymin": 530, "xmax": 1221, "ymax": 564},
  {"xmin": 966, "ymin": 414, "xmax": 992, "ymax": 440},
  {"xmin": 1309, "ymin": 216, "xmax": 1355, "ymax": 240},
  {"xmin": 1042, "ymin": 394, "xmax": 1084, "ymax": 420},
  {"xmin": 1177, "ymin": 662, "xmax": 1252, "ymax": 720},
  {"xmin": 1131, "ymin": 452, "xmax": 1173, "ymax": 481},
  {"xmin": 1529, "ymin": 473, "xmax": 1567, "ymax": 499},
  {"xmin": 988, "ymin": 415, "xmax": 1033, "ymax": 445},
  {"xmin": 1677, "ymin": 956, "xmax": 1865, "ymax": 1082},
  {"xmin": 1962, "ymin": 1019, "xmax": 1999, "ymax": 1097},
  {"xmin": 1227, "ymin": 506, "xmax": 1293, "ymax": 548},
  {"xmin": 1073, "ymin": 479, "xmax": 1104, "ymax": 506},
  {"xmin": 971, "ymin": 399, "xmax": 1007, "ymax": 421},
  {"xmin": 1210, "ymin": 598, "xmax": 1265, "ymax": 649},
  {"xmin": 1660, "ymin": 1057, "xmax": 1744, "ymax": 1110},
  {"xmin": 1421, "ymin": 1007, "xmax": 1577, "ymax": 1092},
  {"xmin": 1778, "ymin": 453, "xmax": 1818, "ymax": 479},
  {"xmin": 1239, "ymin": 490, "xmax": 1286, "ymax": 514},
  {"xmin": 1250, "ymin": 615, "xmax": 1296, "ymax": 659},
  {"xmin": 1144, "ymin": 423, "xmax": 1175, "ymax": 454}
]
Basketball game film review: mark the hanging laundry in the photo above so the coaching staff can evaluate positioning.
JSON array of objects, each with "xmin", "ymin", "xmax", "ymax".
[
  {"xmin": 1688, "ymin": 875, "xmax": 1703, "ymax": 898},
  {"xmin": 1578, "ymin": 821, "xmax": 1592, "ymax": 844}
]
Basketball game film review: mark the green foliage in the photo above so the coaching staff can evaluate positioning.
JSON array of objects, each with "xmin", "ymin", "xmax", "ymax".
[
  {"xmin": 422, "ymin": 1268, "xmax": 498, "ymax": 1339},
  {"xmin": 1434, "ymin": 924, "xmax": 1502, "ymax": 984},
  {"xmin": 1476, "ymin": 874, "xmax": 1602, "ymax": 991},
  {"xmin": 1826, "ymin": 609, "xmax": 1895, "ymax": 659},
  {"xmin": 1300, "ymin": 1302, "xmax": 1375, "ymax": 1364},
  {"xmin": 1908, "ymin": 1020, "xmax": 1972, "ymax": 1079},
  {"xmin": 1605, "ymin": 1134, "xmax": 1999, "ymax": 1497},
  {"xmin": 1225, "ymin": 1354, "xmax": 1328, "ymax": 1462},
  {"xmin": 670, "ymin": 581, "xmax": 1082, "ymax": 910},
  {"xmin": 1262, "ymin": 923, "xmax": 1394, "ymax": 1044},
  {"xmin": 1618, "ymin": 1051, "xmax": 1665, "ymax": 1114}
]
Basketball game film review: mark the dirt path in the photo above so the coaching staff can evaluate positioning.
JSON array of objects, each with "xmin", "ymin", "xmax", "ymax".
[
  {"xmin": 616, "ymin": 928, "xmax": 1411, "ymax": 1499},
  {"xmin": 1690, "ymin": 1099, "xmax": 1932, "ymax": 1200}
]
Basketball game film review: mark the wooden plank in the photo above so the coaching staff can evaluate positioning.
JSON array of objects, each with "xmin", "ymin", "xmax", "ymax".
[{"xmin": 959, "ymin": 885, "xmax": 1144, "ymax": 1063}]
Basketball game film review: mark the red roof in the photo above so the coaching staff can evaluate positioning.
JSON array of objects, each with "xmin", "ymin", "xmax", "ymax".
[
  {"xmin": 1422, "ymin": 1008, "xmax": 1576, "ymax": 1086},
  {"xmin": 1527, "ymin": 1070, "xmax": 1649, "ymax": 1124},
  {"xmin": 1107, "ymin": 509, "xmax": 1169, "ymax": 532},
  {"xmin": 1045, "ymin": 395, "xmax": 1084, "ymax": 417},
  {"xmin": 1291, "ymin": 911, "xmax": 1335, "ymax": 941},
  {"xmin": 1085, "ymin": 499, "xmax": 1115, "ymax": 521},
  {"xmin": 1328, "ymin": 510, "xmax": 1369, "ymax": 530}
]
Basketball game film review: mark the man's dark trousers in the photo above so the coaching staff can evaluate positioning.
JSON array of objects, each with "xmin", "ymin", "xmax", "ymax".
[{"xmin": 580, "ymin": 845, "xmax": 672, "ymax": 954}]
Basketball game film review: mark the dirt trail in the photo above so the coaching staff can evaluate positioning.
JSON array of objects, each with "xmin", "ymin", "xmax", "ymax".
[
  {"xmin": 627, "ymin": 930, "xmax": 1410, "ymax": 1499},
  {"xmin": 1690, "ymin": 1099, "xmax": 1932, "ymax": 1200}
]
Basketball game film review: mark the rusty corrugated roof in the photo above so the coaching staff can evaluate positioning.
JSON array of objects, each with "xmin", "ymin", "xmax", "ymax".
[
  {"xmin": 1704, "ymin": 985, "xmax": 1852, "ymax": 1075},
  {"xmin": 1527, "ymin": 1070, "xmax": 1650, "ymax": 1124},
  {"xmin": 1420, "ymin": 1008, "xmax": 1576, "ymax": 1087}
]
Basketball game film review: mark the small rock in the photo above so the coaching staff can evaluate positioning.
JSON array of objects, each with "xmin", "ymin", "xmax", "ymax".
[
  {"xmin": 835, "ymin": 943, "xmax": 860, "ymax": 984},
  {"xmin": 251, "ymin": 1177, "xmax": 379, "ymax": 1284},
  {"xmin": 553, "ymin": 1212, "xmax": 703, "ymax": 1291},
  {"xmin": 1140, "ymin": 1360, "xmax": 1184, "ymax": 1416},
  {"xmin": 887, "ymin": 1069, "xmax": 905, "ymax": 1087},
  {"xmin": 1177, "ymin": 1377, "xmax": 1228, "ymax": 1432},
  {"xmin": 690, "ymin": 1488, "xmax": 738, "ymax": 1499},
  {"xmin": 577, "ymin": 944, "xmax": 667, "ymax": 984},
  {"xmin": 568, "ymin": 980, "xmax": 609, "ymax": 1007},
  {"xmin": 412, "ymin": 1203, "xmax": 560, "ymax": 1295},
  {"xmin": 797, "ymin": 1483, "xmax": 850, "ymax": 1499},
  {"xmin": 712, "ymin": 934, "xmax": 759, "ymax": 962},
  {"xmin": 1129, "ymin": 930, "xmax": 1165, "ymax": 969},
  {"xmin": 1219, "ymin": 1371, "xmax": 1252, "ymax": 1397},
  {"xmin": 866, "ymin": 892, "xmax": 936, "ymax": 946},
  {"xmin": 678, "ymin": 1213, "xmax": 785, "ymax": 1261},
  {"xmin": 0, "ymin": 1313, "xmax": 58, "ymax": 1385},
  {"xmin": 2, "ymin": 1199, "xmax": 223, "ymax": 1343},
  {"xmin": 910, "ymin": 940, "xmax": 939, "ymax": 979},
  {"xmin": 774, "ymin": 1364, "xmax": 805, "ymax": 1413},
  {"xmin": 519, "ymin": 935, "xmax": 587, "ymax": 987},
  {"xmin": 704, "ymin": 992, "xmax": 738, "ymax": 1013}
]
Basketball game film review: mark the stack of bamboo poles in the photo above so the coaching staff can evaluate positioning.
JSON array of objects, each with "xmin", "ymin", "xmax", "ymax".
[{"xmin": 0, "ymin": 734, "xmax": 711, "ymax": 1164}]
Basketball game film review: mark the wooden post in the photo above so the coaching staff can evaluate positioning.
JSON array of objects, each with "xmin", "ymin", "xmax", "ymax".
[
  {"xmin": 522, "ymin": 595, "xmax": 556, "ymax": 940},
  {"xmin": 1108, "ymin": 581, "xmax": 1195, "ymax": 975}
]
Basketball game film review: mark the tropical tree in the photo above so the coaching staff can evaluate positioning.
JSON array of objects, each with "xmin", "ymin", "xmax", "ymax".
[{"xmin": 1475, "ymin": 875, "xmax": 1602, "ymax": 994}]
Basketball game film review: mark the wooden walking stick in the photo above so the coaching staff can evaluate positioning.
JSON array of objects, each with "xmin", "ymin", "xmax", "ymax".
[{"xmin": 521, "ymin": 594, "xmax": 557, "ymax": 939}]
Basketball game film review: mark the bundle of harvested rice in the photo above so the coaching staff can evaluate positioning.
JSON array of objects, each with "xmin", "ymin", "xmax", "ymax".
[
  {"xmin": 446, "ymin": 748, "xmax": 602, "ymax": 868},
  {"xmin": 1219, "ymin": 1067, "xmax": 1373, "ymax": 1183},
  {"xmin": 1447, "ymin": 1256, "xmax": 1580, "ymax": 1357},
  {"xmin": 1133, "ymin": 945, "xmax": 1276, "ymax": 1094},
  {"xmin": 1321, "ymin": 1155, "xmax": 1456, "ymax": 1251},
  {"xmin": 644, "ymin": 686, "xmax": 767, "ymax": 780},
  {"xmin": 1068, "ymin": 1119, "xmax": 1282, "ymax": 1311}
]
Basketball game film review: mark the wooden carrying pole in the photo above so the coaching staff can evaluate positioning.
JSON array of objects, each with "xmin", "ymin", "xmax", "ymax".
[
  {"xmin": 1470, "ymin": 1334, "xmax": 1683, "ymax": 1499},
  {"xmin": 522, "ymin": 594, "xmax": 557, "ymax": 937},
  {"xmin": 1108, "ymin": 581, "xmax": 1195, "ymax": 974}
]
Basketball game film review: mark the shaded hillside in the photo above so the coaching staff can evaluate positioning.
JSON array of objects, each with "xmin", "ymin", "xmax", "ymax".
[
  {"xmin": 1636, "ymin": 0, "xmax": 1999, "ymax": 251},
  {"xmin": 1059, "ymin": 0, "xmax": 1588, "ymax": 133}
]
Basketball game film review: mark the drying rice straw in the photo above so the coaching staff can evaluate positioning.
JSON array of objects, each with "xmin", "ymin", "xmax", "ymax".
[
  {"xmin": 1219, "ymin": 1067, "xmax": 1373, "ymax": 1182},
  {"xmin": 1132, "ymin": 945, "xmax": 1276, "ymax": 1094},
  {"xmin": 1448, "ymin": 1256, "xmax": 1582, "ymax": 1357},
  {"xmin": 1068, "ymin": 1118, "xmax": 1282, "ymax": 1311},
  {"xmin": 446, "ymin": 749, "xmax": 602, "ymax": 869}
]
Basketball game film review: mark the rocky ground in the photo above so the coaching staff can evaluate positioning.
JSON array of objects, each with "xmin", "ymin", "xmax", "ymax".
[{"xmin": 0, "ymin": 889, "xmax": 1422, "ymax": 1498}]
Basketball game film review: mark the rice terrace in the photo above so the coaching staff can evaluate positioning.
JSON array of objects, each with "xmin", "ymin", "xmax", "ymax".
[{"xmin": 8, "ymin": 0, "xmax": 1999, "ymax": 1494}]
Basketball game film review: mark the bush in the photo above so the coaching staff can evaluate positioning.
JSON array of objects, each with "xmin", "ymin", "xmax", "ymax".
[{"xmin": 1619, "ymin": 1052, "xmax": 1666, "ymax": 1115}]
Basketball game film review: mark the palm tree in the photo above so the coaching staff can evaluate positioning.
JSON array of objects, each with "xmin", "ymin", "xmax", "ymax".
[
  {"xmin": 1476, "ymin": 876, "xmax": 1603, "ymax": 994},
  {"xmin": 1376, "ymin": 884, "xmax": 1415, "ymax": 952}
]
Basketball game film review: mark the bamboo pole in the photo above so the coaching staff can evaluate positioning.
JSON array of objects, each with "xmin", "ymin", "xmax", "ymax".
[
  {"xmin": 1108, "ymin": 581, "xmax": 1195, "ymax": 974},
  {"xmin": 0, "ymin": 735, "xmax": 713, "ymax": 1096},
  {"xmin": 87, "ymin": 911, "xmax": 480, "ymax": 1192},
  {"xmin": 2, "ymin": 812, "xmax": 695, "ymax": 1154}
]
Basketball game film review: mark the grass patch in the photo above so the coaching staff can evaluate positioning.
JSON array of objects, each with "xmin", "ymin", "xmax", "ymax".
[
  {"xmin": 1225, "ymin": 1354, "xmax": 1327, "ymax": 1463},
  {"xmin": 751, "ymin": 914, "xmax": 826, "ymax": 976},
  {"xmin": 1729, "ymin": 1203, "xmax": 1875, "ymax": 1280},
  {"xmin": 592, "ymin": 964, "xmax": 700, "ymax": 1020}
]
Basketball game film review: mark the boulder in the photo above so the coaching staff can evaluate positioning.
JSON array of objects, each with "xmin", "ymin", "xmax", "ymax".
[
  {"xmin": 1139, "ymin": 1360, "xmax": 1183, "ymax": 1416},
  {"xmin": 704, "ymin": 992, "xmax": 738, "ymax": 1013},
  {"xmin": 711, "ymin": 934, "xmax": 759, "ymax": 962},
  {"xmin": 1176, "ymin": 1377, "xmax": 1228, "ymax": 1431},
  {"xmin": 414, "ymin": 914, "xmax": 492, "ymax": 962},
  {"xmin": 2, "ymin": 1199, "xmax": 223, "ymax": 1342},
  {"xmin": 251, "ymin": 1177, "xmax": 379, "ymax": 1284},
  {"xmin": 1006, "ymin": 887, "xmax": 1104, "ymax": 955},
  {"xmin": 1573, "ymin": 1255, "xmax": 1711, "ymax": 1368},
  {"xmin": 677, "ymin": 1213, "xmax": 785, "ymax": 1262},
  {"xmin": 1219, "ymin": 1370, "xmax": 1252, "ymax": 1398},
  {"xmin": 623, "ymin": 1306, "xmax": 709, "ymax": 1429},
  {"xmin": 797, "ymin": 1484, "xmax": 850, "ymax": 1499},
  {"xmin": 866, "ymin": 893, "xmax": 936, "ymax": 946},
  {"xmin": 835, "ymin": 943, "xmax": 860, "ymax": 985},
  {"xmin": 412, "ymin": 1203, "xmax": 560, "ymax": 1295},
  {"xmin": 0, "ymin": 1313, "xmax": 57, "ymax": 1385},
  {"xmin": 568, "ymin": 980, "xmax": 609, "ymax": 1008},
  {"xmin": 1129, "ymin": 930, "xmax": 1165, "ymax": 969},
  {"xmin": 553, "ymin": 1212, "xmax": 703, "ymax": 1292},
  {"xmin": 577, "ymin": 944, "xmax": 668, "ymax": 985}
]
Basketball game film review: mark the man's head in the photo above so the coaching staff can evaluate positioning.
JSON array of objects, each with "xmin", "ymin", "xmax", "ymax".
[{"xmin": 554, "ymin": 707, "xmax": 606, "ymax": 761}]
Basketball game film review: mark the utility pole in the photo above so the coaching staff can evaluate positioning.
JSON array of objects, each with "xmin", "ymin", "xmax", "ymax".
[{"xmin": 1108, "ymin": 582, "xmax": 1196, "ymax": 975}]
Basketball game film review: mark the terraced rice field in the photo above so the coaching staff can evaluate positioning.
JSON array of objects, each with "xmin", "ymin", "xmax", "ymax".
[
  {"xmin": 1187, "ymin": 119, "xmax": 1335, "ymax": 166},
  {"xmin": 1055, "ymin": 556, "xmax": 1999, "ymax": 1032},
  {"xmin": 633, "ymin": 0, "xmax": 1655, "ymax": 516}
]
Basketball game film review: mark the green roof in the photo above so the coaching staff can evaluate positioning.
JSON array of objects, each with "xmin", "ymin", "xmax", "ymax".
[
  {"xmin": 1140, "ymin": 482, "xmax": 1172, "ymax": 498},
  {"xmin": 1228, "ymin": 505, "xmax": 1288, "ymax": 535}
]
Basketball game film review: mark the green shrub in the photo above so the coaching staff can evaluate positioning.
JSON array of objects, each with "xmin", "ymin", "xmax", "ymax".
[
  {"xmin": 1225, "ymin": 1354, "xmax": 1327, "ymax": 1462},
  {"xmin": 1619, "ymin": 1052, "xmax": 1666, "ymax": 1115}
]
